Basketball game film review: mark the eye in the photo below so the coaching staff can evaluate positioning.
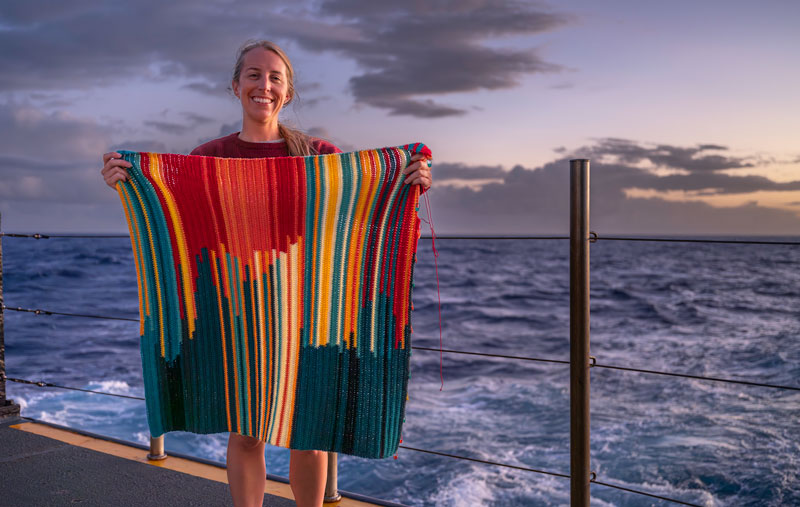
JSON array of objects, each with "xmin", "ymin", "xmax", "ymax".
[{"xmin": 271, "ymin": 75, "xmax": 282, "ymax": 82}]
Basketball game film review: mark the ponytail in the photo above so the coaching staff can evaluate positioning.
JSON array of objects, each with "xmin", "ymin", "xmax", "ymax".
[{"xmin": 278, "ymin": 122, "xmax": 318, "ymax": 156}]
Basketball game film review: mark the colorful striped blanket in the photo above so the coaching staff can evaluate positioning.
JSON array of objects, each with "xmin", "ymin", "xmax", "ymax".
[{"xmin": 115, "ymin": 143, "xmax": 430, "ymax": 459}]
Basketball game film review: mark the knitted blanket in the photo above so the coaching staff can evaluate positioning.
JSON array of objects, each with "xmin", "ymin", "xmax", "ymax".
[{"xmin": 115, "ymin": 143, "xmax": 430, "ymax": 459}]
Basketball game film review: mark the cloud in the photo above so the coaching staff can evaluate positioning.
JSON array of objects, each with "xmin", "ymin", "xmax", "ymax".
[
  {"xmin": 4, "ymin": 114, "xmax": 798, "ymax": 235},
  {"xmin": 109, "ymin": 140, "xmax": 169, "ymax": 153},
  {"xmin": 181, "ymin": 112, "xmax": 214, "ymax": 125},
  {"xmin": 564, "ymin": 138, "xmax": 800, "ymax": 195},
  {"xmin": 283, "ymin": 0, "xmax": 569, "ymax": 116},
  {"xmin": 0, "ymin": 101, "xmax": 217, "ymax": 232},
  {"xmin": 0, "ymin": 154, "xmax": 76, "ymax": 173},
  {"xmin": 144, "ymin": 120, "xmax": 193, "ymax": 135},
  {"xmin": 0, "ymin": 1, "xmax": 570, "ymax": 118},
  {"xmin": 0, "ymin": 103, "xmax": 109, "ymax": 160},
  {"xmin": 0, "ymin": 0, "xmax": 287, "ymax": 93},
  {"xmin": 369, "ymin": 98, "xmax": 468, "ymax": 118},
  {"xmin": 573, "ymin": 138, "xmax": 754, "ymax": 173},
  {"xmin": 431, "ymin": 162, "xmax": 506, "ymax": 181},
  {"xmin": 423, "ymin": 138, "xmax": 800, "ymax": 235},
  {"xmin": 0, "ymin": 103, "xmax": 121, "ymax": 208},
  {"xmin": 182, "ymin": 82, "xmax": 228, "ymax": 95},
  {"xmin": 143, "ymin": 110, "xmax": 217, "ymax": 135}
]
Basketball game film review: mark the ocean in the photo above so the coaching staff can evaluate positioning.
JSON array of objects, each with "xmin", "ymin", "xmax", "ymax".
[{"xmin": 2, "ymin": 235, "xmax": 798, "ymax": 506}]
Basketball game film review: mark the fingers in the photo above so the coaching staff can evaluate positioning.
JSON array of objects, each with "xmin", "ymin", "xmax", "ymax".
[
  {"xmin": 102, "ymin": 152, "xmax": 121, "ymax": 164},
  {"xmin": 104, "ymin": 168, "xmax": 130, "ymax": 188},
  {"xmin": 404, "ymin": 172, "xmax": 432, "ymax": 189},
  {"xmin": 403, "ymin": 159, "xmax": 433, "ymax": 189},
  {"xmin": 102, "ymin": 152, "xmax": 132, "ymax": 171},
  {"xmin": 403, "ymin": 158, "xmax": 433, "ymax": 175},
  {"xmin": 409, "ymin": 153, "xmax": 432, "ymax": 164},
  {"xmin": 101, "ymin": 152, "xmax": 132, "ymax": 189}
]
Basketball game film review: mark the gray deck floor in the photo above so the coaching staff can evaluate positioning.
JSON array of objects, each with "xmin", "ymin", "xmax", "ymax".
[{"xmin": 0, "ymin": 417, "xmax": 296, "ymax": 507}]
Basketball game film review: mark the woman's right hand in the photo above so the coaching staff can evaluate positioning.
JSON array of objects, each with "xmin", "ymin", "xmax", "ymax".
[{"xmin": 101, "ymin": 152, "xmax": 133, "ymax": 189}]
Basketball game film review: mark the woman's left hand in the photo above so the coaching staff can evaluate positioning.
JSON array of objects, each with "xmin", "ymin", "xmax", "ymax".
[{"xmin": 403, "ymin": 153, "xmax": 433, "ymax": 191}]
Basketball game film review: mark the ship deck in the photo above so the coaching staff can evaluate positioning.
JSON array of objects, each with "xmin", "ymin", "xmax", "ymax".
[{"xmin": 0, "ymin": 417, "xmax": 407, "ymax": 507}]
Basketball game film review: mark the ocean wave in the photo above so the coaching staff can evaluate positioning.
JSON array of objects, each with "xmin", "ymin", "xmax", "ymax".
[{"xmin": 2, "ymin": 238, "xmax": 797, "ymax": 505}]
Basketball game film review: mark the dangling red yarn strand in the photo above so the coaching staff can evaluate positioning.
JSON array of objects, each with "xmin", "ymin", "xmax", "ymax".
[{"xmin": 420, "ymin": 189, "xmax": 444, "ymax": 391}]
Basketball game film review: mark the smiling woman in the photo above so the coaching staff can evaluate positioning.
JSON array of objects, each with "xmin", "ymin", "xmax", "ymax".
[
  {"xmin": 190, "ymin": 40, "xmax": 339, "ymax": 158},
  {"xmin": 232, "ymin": 45, "xmax": 293, "ymax": 137},
  {"xmin": 99, "ymin": 38, "xmax": 433, "ymax": 507},
  {"xmin": 227, "ymin": 40, "xmax": 313, "ymax": 154}
]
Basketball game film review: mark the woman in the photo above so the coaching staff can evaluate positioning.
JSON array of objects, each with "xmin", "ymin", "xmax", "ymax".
[{"xmin": 101, "ymin": 39, "xmax": 433, "ymax": 507}]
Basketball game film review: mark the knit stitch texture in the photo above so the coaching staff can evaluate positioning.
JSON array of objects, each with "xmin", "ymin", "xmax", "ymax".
[{"xmin": 115, "ymin": 143, "xmax": 430, "ymax": 459}]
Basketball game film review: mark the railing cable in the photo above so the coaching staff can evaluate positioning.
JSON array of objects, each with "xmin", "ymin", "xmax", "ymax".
[
  {"xmin": 592, "ymin": 235, "xmax": 800, "ymax": 246},
  {"xmin": 0, "ymin": 233, "xmax": 129, "ymax": 239},
  {"xmin": 1, "ymin": 233, "xmax": 571, "ymax": 240},
  {"xmin": 1, "ymin": 373, "xmax": 144, "ymax": 401},
  {"xmin": 412, "ymin": 345, "xmax": 569, "ymax": 365},
  {"xmin": 420, "ymin": 235, "xmax": 570, "ymax": 240},
  {"xmin": 399, "ymin": 444, "xmax": 569, "ymax": 479},
  {"xmin": 591, "ymin": 479, "xmax": 701, "ymax": 507},
  {"xmin": 419, "ymin": 234, "xmax": 798, "ymax": 246},
  {"xmin": 1, "ymin": 304, "xmax": 571, "ymax": 365},
  {"xmin": 6, "ymin": 232, "xmax": 797, "ymax": 246},
  {"xmin": 592, "ymin": 362, "xmax": 798, "ymax": 391},
  {"xmin": 414, "ymin": 348, "xmax": 798, "ymax": 391},
  {"xmin": 2, "ymin": 304, "xmax": 138, "ymax": 322},
  {"xmin": 4, "ymin": 301, "xmax": 797, "ymax": 391}
]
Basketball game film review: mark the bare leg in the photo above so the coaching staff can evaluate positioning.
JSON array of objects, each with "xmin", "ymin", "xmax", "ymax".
[
  {"xmin": 289, "ymin": 449, "xmax": 328, "ymax": 507},
  {"xmin": 227, "ymin": 433, "xmax": 267, "ymax": 507}
]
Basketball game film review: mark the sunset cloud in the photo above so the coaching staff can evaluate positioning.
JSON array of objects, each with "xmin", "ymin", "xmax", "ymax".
[
  {"xmin": 0, "ymin": 0, "xmax": 569, "ymax": 118},
  {"xmin": 297, "ymin": 0, "xmax": 569, "ymax": 116},
  {"xmin": 573, "ymin": 138, "xmax": 754, "ymax": 173},
  {"xmin": 0, "ymin": 103, "xmax": 110, "ymax": 205},
  {"xmin": 425, "ymin": 138, "xmax": 800, "ymax": 235},
  {"xmin": 0, "ymin": 1, "xmax": 797, "ymax": 236}
]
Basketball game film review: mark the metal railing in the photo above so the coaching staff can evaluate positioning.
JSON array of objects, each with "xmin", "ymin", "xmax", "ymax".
[
  {"xmin": 0, "ymin": 213, "xmax": 17, "ymax": 421},
  {"xmin": 1, "ymin": 160, "xmax": 798, "ymax": 506}
]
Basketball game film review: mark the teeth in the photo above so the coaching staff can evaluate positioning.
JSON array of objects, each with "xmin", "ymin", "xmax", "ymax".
[{"xmin": 252, "ymin": 97, "xmax": 273, "ymax": 104}]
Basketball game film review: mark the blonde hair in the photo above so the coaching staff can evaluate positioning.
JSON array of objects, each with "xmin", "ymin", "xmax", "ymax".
[{"xmin": 232, "ymin": 39, "xmax": 317, "ymax": 156}]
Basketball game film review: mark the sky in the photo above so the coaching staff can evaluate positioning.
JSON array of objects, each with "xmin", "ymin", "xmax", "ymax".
[{"xmin": 1, "ymin": 0, "xmax": 799, "ymax": 235}]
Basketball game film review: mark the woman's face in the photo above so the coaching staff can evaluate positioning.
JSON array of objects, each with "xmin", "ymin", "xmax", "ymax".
[{"xmin": 232, "ymin": 47, "xmax": 291, "ymax": 128}]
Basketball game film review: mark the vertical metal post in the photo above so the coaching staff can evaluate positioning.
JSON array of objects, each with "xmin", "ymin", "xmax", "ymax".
[
  {"xmin": 0, "ymin": 211, "xmax": 22, "ymax": 420},
  {"xmin": 147, "ymin": 435, "xmax": 167, "ymax": 460},
  {"xmin": 324, "ymin": 452, "xmax": 342, "ymax": 503},
  {"xmin": 569, "ymin": 159, "xmax": 591, "ymax": 506}
]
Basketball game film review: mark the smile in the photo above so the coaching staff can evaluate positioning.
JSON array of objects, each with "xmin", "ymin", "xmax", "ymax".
[{"xmin": 252, "ymin": 97, "xmax": 274, "ymax": 104}]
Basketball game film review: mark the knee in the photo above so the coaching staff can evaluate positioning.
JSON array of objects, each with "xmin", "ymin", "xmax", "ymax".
[{"xmin": 229, "ymin": 433, "xmax": 264, "ymax": 452}]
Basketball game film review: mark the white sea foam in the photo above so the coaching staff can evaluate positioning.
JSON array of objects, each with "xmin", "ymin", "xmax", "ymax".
[
  {"xmin": 14, "ymin": 395, "xmax": 29, "ymax": 411},
  {"xmin": 193, "ymin": 436, "xmax": 228, "ymax": 463},
  {"xmin": 38, "ymin": 408, "xmax": 70, "ymax": 426},
  {"xmin": 133, "ymin": 431, "xmax": 150, "ymax": 445},
  {"xmin": 427, "ymin": 466, "xmax": 497, "ymax": 506},
  {"xmin": 87, "ymin": 379, "xmax": 135, "ymax": 395}
]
